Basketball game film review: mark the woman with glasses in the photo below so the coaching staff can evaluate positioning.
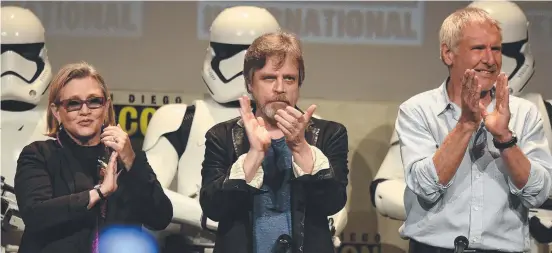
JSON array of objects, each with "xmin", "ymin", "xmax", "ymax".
[{"xmin": 13, "ymin": 61, "xmax": 173, "ymax": 253}]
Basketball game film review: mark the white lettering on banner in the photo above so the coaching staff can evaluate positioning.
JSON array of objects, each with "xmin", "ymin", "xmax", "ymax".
[
  {"xmin": 526, "ymin": 10, "xmax": 552, "ymax": 54},
  {"xmin": 197, "ymin": 1, "xmax": 425, "ymax": 46},
  {"xmin": 110, "ymin": 90, "xmax": 186, "ymax": 106},
  {"xmin": 14, "ymin": 1, "xmax": 143, "ymax": 37}
]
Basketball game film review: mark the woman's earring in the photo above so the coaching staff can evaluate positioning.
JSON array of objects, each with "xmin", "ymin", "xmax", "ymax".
[{"xmin": 58, "ymin": 124, "xmax": 63, "ymax": 131}]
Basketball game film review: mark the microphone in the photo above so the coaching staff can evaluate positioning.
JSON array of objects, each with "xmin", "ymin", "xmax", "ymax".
[
  {"xmin": 273, "ymin": 234, "xmax": 292, "ymax": 253},
  {"xmin": 454, "ymin": 236, "xmax": 469, "ymax": 253}
]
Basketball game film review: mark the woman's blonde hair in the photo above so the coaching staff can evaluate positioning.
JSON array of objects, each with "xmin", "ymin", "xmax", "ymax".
[{"xmin": 46, "ymin": 61, "xmax": 116, "ymax": 137}]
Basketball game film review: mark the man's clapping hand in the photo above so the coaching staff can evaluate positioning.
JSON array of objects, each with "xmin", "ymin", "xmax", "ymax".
[
  {"xmin": 275, "ymin": 104, "xmax": 317, "ymax": 174},
  {"xmin": 239, "ymin": 95, "xmax": 271, "ymax": 153},
  {"xmin": 481, "ymin": 72, "xmax": 512, "ymax": 142},
  {"xmin": 239, "ymin": 95, "xmax": 271, "ymax": 182},
  {"xmin": 459, "ymin": 69, "xmax": 484, "ymax": 130},
  {"xmin": 274, "ymin": 105, "xmax": 316, "ymax": 152},
  {"xmin": 458, "ymin": 69, "xmax": 512, "ymax": 142}
]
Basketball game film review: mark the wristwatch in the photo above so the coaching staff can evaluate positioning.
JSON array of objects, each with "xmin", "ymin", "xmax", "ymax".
[
  {"xmin": 493, "ymin": 131, "xmax": 517, "ymax": 150},
  {"xmin": 94, "ymin": 185, "xmax": 106, "ymax": 200}
]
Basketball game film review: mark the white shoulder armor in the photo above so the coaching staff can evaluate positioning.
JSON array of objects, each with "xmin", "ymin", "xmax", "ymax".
[{"xmin": 143, "ymin": 103, "xmax": 191, "ymax": 151}]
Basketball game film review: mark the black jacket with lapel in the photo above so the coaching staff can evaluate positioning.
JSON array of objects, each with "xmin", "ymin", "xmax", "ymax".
[
  {"xmin": 200, "ymin": 113, "xmax": 349, "ymax": 253},
  {"xmin": 14, "ymin": 134, "xmax": 173, "ymax": 253}
]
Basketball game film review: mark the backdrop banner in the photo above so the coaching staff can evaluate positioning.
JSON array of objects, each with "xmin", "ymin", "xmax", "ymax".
[{"xmin": 109, "ymin": 90, "xmax": 187, "ymax": 150}]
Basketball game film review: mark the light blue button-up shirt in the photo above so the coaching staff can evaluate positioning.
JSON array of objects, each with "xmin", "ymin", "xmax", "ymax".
[{"xmin": 396, "ymin": 79, "xmax": 552, "ymax": 252}]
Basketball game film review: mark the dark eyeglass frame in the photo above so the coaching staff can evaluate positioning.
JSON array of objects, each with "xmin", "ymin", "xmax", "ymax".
[{"xmin": 55, "ymin": 97, "xmax": 107, "ymax": 112}]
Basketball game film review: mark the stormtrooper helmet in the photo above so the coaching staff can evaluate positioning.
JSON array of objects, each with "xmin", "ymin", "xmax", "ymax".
[
  {"xmin": 468, "ymin": 1, "xmax": 535, "ymax": 96},
  {"xmin": 1, "ymin": 6, "xmax": 53, "ymax": 109},
  {"xmin": 202, "ymin": 6, "xmax": 280, "ymax": 104}
]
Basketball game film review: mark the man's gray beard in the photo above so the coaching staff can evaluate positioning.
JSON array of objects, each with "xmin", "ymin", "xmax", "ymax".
[
  {"xmin": 260, "ymin": 103, "xmax": 287, "ymax": 125},
  {"xmin": 262, "ymin": 105, "xmax": 276, "ymax": 119},
  {"xmin": 260, "ymin": 105, "xmax": 277, "ymax": 125}
]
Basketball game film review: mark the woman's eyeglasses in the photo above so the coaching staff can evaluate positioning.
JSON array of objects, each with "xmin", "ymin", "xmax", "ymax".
[{"xmin": 56, "ymin": 97, "xmax": 106, "ymax": 112}]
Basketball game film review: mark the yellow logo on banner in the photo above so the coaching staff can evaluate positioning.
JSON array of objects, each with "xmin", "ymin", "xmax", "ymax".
[
  {"xmin": 115, "ymin": 105, "xmax": 157, "ymax": 137},
  {"xmin": 110, "ymin": 90, "xmax": 188, "ymax": 139}
]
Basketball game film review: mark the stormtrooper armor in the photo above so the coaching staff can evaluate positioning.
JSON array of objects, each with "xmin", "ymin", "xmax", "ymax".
[
  {"xmin": 1, "ymin": 6, "xmax": 53, "ymax": 253},
  {"xmin": 370, "ymin": 1, "xmax": 552, "ymax": 247},
  {"xmin": 143, "ymin": 6, "xmax": 348, "ymax": 252}
]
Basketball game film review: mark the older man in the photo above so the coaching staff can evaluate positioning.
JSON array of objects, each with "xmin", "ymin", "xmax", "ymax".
[
  {"xmin": 199, "ymin": 31, "xmax": 349, "ymax": 253},
  {"xmin": 396, "ymin": 6, "xmax": 552, "ymax": 253}
]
